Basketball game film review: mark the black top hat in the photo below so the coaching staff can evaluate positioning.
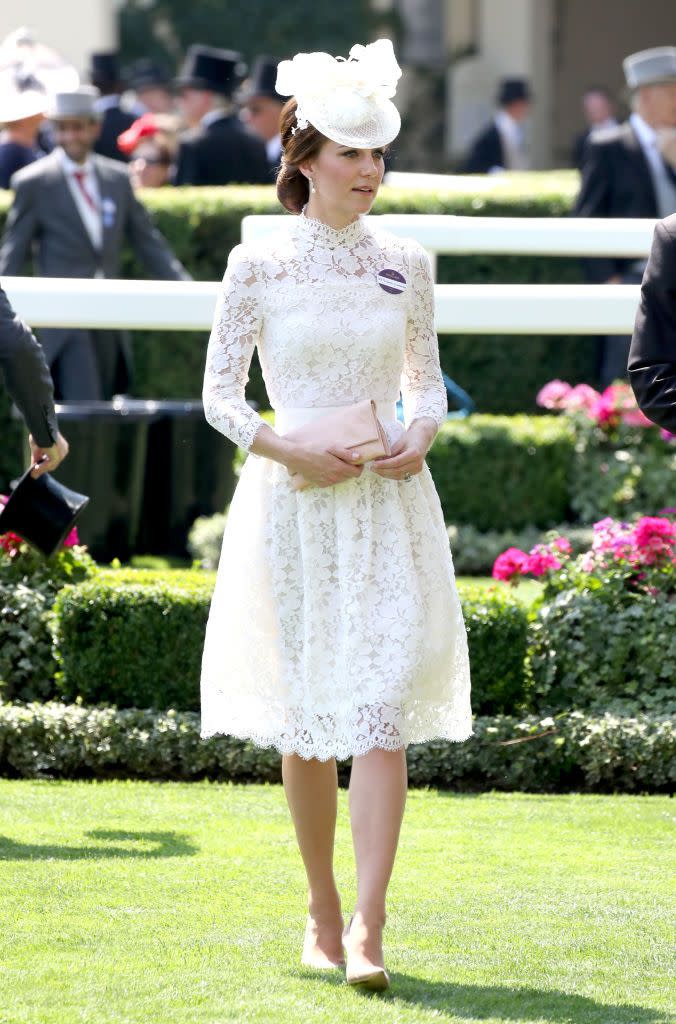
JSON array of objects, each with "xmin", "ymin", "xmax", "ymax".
[
  {"xmin": 237, "ymin": 56, "xmax": 289, "ymax": 104},
  {"xmin": 497, "ymin": 78, "xmax": 532, "ymax": 106},
  {"xmin": 129, "ymin": 58, "xmax": 172, "ymax": 92},
  {"xmin": 89, "ymin": 52, "xmax": 124, "ymax": 88},
  {"xmin": 0, "ymin": 467, "xmax": 89, "ymax": 559},
  {"xmin": 175, "ymin": 45, "xmax": 247, "ymax": 97}
]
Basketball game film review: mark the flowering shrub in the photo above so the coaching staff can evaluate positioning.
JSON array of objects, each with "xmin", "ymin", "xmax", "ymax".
[
  {"xmin": 536, "ymin": 379, "xmax": 676, "ymax": 523},
  {"xmin": 492, "ymin": 514, "xmax": 676, "ymax": 600},
  {"xmin": 0, "ymin": 518, "xmax": 96, "ymax": 702},
  {"xmin": 536, "ymin": 379, "xmax": 667, "ymax": 434},
  {"xmin": 493, "ymin": 515, "xmax": 676, "ymax": 714}
]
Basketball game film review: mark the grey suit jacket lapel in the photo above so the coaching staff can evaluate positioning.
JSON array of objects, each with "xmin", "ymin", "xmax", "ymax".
[{"xmin": 48, "ymin": 152, "xmax": 102, "ymax": 258}]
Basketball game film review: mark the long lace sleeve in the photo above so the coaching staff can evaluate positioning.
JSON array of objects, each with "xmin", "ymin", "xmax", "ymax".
[
  {"xmin": 401, "ymin": 241, "xmax": 448, "ymax": 428},
  {"xmin": 203, "ymin": 244, "xmax": 265, "ymax": 451}
]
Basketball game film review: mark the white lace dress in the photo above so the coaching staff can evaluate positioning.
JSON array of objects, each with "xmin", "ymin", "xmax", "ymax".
[{"xmin": 200, "ymin": 211, "xmax": 472, "ymax": 760}]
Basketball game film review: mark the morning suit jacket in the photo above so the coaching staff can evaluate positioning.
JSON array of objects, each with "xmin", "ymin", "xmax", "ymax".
[
  {"xmin": 463, "ymin": 123, "xmax": 505, "ymax": 174},
  {"xmin": 574, "ymin": 121, "xmax": 664, "ymax": 283},
  {"xmin": 0, "ymin": 150, "xmax": 190, "ymax": 395},
  {"xmin": 174, "ymin": 113, "xmax": 270, "ymax": 186},
  {"xmin": 94, "ymin": 104, "xmax": 136, "ymax": 163},
  {"xmin": 0, "ymin": 283, "xmax": 58, "ymax": 447},
  {"xmin": 628, "ymin": 214, "xmax": 676, "ymax": 432}
]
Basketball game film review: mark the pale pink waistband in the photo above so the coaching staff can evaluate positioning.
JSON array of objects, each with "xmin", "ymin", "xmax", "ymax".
[{"xmin": 274, "ymin": 401, "xmax": 398, "ymax": 433}]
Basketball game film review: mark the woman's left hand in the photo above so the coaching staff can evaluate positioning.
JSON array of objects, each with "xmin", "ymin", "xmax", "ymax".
[{"xmin": 369, "ymin": 417, "xmax": 437, "ymax": 481}]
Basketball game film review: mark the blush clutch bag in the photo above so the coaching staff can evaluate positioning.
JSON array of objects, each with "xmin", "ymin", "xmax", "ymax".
[{"xmin": 283, "ymin": 399, "xmax": 392, "ymax": 491}]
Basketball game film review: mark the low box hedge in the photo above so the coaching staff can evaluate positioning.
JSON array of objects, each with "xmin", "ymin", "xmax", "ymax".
[
  {"xmin": 428, "ymin": 414, "xmax": 575, "ymax": 529},
  {"xmin": 0, "ymin": 701, "xmax": 671, "ymax": 793},
  {"xmin": 0, "ymin": 174, "xmax": 593, "ymax": 487},
  {"xmin": 52, "ymin": 568, "xmax": 529, "ymax": 716}
]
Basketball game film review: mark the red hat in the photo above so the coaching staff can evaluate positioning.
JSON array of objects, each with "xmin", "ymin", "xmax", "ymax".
[{"xmin": 117, "ymin": 112, "xmax": 159, "ymax": 155}]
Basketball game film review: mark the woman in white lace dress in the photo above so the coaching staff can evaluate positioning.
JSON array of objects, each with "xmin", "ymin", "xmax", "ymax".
[{"xmin": 201, "ymin": 40, "xmax": 472, "ymax": 991}]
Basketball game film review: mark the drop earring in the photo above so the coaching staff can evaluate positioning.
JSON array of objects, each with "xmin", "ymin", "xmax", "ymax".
[{"xmin": 309, "ymin": 176, "xmax": 317, "ymax": 194}]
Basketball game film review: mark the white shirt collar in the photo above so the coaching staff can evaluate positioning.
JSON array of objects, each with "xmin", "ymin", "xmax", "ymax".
[
  {"xmin": 201, "ymin": 107, "xmax": 233, "ymax": 128},
  {"xmin": 56, "ymin": 147, "xmax": 95, "ymax": 176},
  {"xmin": 266, "ymin": 134, "xmax": 282, "ymax": 163},
  {"xmin": 494, "ymin": 109, "xmax": 521, "ymax": 144},
  {"xmin": 630, "ymin": 112, "xmax": 657, "ymax": 149}
]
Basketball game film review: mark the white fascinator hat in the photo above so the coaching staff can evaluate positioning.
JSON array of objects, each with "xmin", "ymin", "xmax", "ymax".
[{"xmin": 275, "ymin": 38, "xmax": 402, "ymax": 148}]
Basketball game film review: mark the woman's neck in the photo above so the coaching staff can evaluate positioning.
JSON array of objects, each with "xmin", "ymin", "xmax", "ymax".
[{"xmin": 303, "ymin": 198, "xmax": 360, "ymax": 231}]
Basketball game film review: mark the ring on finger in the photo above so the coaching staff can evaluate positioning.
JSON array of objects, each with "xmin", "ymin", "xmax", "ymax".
[{"xmin": 403, "ymin": 472, "xmax": 413, "ymax": 482}]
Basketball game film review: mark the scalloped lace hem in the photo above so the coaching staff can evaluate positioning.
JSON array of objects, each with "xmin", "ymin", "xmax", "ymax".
[{"xmin": 200, "ymin": 724, "xmax": 474, "ymax": 762}]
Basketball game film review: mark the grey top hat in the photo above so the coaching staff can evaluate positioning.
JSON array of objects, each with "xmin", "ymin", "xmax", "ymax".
[
  {"xmin": 623, "ymin": 46, "xmax": 676, "ymax": 90},
  {"xmin": 48, "ymin": 86, "xmax": 102, "ymax": 121}
]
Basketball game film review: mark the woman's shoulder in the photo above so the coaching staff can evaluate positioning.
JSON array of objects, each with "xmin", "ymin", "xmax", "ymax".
[
  {"xmin": 366, "ymin": 222, "xmax": 431, "ymax": 270},
  {"xmin": 225, "ymin": 222, "xmax": 297, "ymax": 270}
]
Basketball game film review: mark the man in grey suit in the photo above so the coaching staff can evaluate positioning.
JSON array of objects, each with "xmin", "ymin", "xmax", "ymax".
[
  {"xmin": 0, "ymin": 87, "xmax": 191, "ymax": 400},
  {"xmin": 0, "ymin": 283, "xmax": 68, "ymax": 477}
]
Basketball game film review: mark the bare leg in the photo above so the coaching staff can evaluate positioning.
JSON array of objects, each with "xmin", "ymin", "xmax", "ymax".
[
  {"xmin": 281, "ymin": 753, "xmax": 344, "ymax": 966},
  {"xmin": 346, "ymin": 747, "xmax": 407, "ymax": 972}
]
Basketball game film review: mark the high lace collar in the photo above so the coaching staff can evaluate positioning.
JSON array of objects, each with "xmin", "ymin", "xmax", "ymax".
[{"xmin": 294, "ymin": 208, "xmax": 367, "ymax": 249}]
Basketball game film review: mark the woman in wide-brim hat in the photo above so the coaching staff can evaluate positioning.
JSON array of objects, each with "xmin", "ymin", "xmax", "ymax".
[{"xmin": 200, "ymin": 38, "xmax": 472, "ymax": 991}]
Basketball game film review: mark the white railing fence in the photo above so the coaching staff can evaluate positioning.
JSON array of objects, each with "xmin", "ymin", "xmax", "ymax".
[{"xmin": 2, "ymin": 216, "xmax": 655, "ymax": 336}]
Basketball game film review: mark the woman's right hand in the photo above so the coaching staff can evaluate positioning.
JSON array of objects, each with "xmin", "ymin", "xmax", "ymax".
[{"xmin": 284, "ymin": 443, "xmax": 364, "ymax": 489}]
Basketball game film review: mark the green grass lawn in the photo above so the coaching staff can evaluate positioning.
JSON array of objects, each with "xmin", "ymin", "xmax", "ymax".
[{"xmin": 0, "ymin": 782, "xmax": 672, "ymax": 1024}]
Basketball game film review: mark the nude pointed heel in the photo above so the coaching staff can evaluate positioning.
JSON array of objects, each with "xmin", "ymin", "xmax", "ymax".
[
  {"xmin": 342, "ymin": 915, "xmax": 390, "ymax": 992},
  {"xmin": 301, "ymin": 915, "xmax": 346, "ymax": 970}
]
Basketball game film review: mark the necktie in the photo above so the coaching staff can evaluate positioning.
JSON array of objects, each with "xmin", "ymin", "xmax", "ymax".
[{"xmin": 73, "ymin": 169, "xmax": 97, "ymax": 212}]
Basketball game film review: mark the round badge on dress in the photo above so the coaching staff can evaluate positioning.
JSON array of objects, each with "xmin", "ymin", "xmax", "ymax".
[{"xmin": 376, "ymin": 268, "xmax": 406, "ymax": 294}]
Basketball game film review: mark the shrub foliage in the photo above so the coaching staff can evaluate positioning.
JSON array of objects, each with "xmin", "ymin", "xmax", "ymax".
[
  {"xmin": 0, "ymin": 701, "xmax": 671, "ymax": 793},
  {"xmin": 52, "ymin": 570, "xmax": 529, "ymax": 716}
]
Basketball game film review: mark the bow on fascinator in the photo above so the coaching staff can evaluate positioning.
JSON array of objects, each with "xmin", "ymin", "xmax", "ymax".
[{"xmin": 276, "ymin": 38, "xmax": 401, "ymax": 133}]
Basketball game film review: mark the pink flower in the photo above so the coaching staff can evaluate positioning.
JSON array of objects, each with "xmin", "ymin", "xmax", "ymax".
[
  {"xmin": 631, "ymin": 517, "xmax": 676, "ymax": 564},
  {"xmin": 525, "ymin": 545, "xmax": 562, "ymax": 577},
  {"xmin": 536, "ymin": 379, "xmax": 572, "ymax": 410},
  {"xmin": 565, "ymin": 383, "xmax": 600, "ymax": 414},
  {"xmin": 622, "ymin": 407, "xmax": 653, "ymax": 427},
  {"xmin": 580, "ymin": 552, "xmax": 595, "ymax": 572},
  {"xmin": 552, "ymin": 536, "xmax": 572, "ymax": 554},
  {"xmin": 590, "ymin": 392, "xmax": 619, "ymax": 428},
  {"xmin": 492, "ymin": 547, "xmax": 530, "ymax": 583},
  {"xmin": 63, "ymin": 527, "xmax": 80, "ymax": 548},
  {"xmin": 661, "ymin": 429, "xmax": 676, "ymax": 442}
]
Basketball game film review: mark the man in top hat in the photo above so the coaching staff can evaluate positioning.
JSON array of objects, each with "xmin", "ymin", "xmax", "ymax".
[
  {"xmin": 128, "ymin": 59, "xmax": 175, "ymax": 116},
  {"xmin": 89, "ymin": 52, "xmax": 135, "ymax": 162},
  {"xmin": 237, "ymin": 56, "xmax": 290, "ymax": 177},
  {"xmin": 174, "ymin": 45, "xmax": 269, "ymax": 186},
  {"xmin": 463, "ymin": 78, "xmax": 532, "ymax": 174},
  {"xmin": 0, "ymin": 283, "xmax": 68, "ymax": 477},
  {"xmin": 0, "ymin": 87, "xmax": 48, "ymax": 189},
  {"xmin": 0, "ymin": 86, "xmax": 191, "ymax": 401},
  {"xmin": 574, "ymin": 46, "xmax": 676, "ymax": 387},
  {"xmin": 628, "ymin": 213, "xmax": 676, "ymax": 432}
]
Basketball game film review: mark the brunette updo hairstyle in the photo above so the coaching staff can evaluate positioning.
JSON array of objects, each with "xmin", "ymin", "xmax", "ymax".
[{"xmin": 276, "ymin": 98, "xmax": 328, "ymax": 214}]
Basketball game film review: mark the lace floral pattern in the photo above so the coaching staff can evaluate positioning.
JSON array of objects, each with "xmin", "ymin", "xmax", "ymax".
[{"xmin": 201, "ymin": 213, "xmax": 472, "ymax": 759}]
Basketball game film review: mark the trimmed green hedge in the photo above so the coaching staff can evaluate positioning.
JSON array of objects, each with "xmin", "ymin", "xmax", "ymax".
[
  {"xmin": 428, "ymin": 415, "xmax": 575, "ymax": 528},
  {"xmin": 52, "ymin": 569, "xmax": 529, "ymax": 716},
  {"xmin": 52, "ymin": 569, "xmax": 215, "ymax": 712},
  {"xmin": 0, "ymin": 701, "xmax": 672, "ymax": 793},
  {"xmin": 0, "ymin": 174, "xmax": 594, "ymax": 487}
]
